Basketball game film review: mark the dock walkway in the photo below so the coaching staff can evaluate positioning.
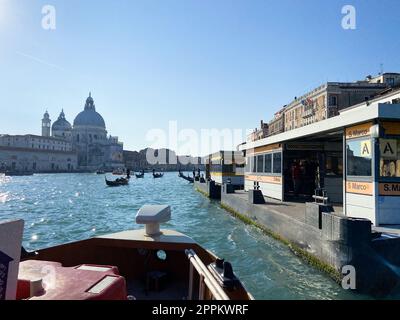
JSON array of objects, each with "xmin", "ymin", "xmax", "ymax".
[{"xmin": 231, "ymin": 190, "xmax": 343, "ymax": 224}]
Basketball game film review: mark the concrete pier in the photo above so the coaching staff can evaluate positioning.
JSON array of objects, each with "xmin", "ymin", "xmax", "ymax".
[
  {"xmin": 194, "ymin": 180, "xmax": 220, "ymax": 199},
  {"xmin": 195, "ymin": 181, "xmax": 400, "ymax": 295}
]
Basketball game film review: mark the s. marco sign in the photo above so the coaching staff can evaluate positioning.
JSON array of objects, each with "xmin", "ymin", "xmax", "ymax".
[{"xmin": 379, "ymin": 183, "xmax": 400, "ymax": 196}]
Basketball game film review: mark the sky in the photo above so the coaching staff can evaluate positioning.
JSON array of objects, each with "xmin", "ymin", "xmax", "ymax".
[{"xmin": 0, "ymin": 0, "xmax": 400, "ymax": 156}]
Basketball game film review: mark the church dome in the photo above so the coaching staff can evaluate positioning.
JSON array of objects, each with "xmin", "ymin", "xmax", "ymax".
[
  {"xmin": 52, "ymin": 109, "xmax": 72, "ymax": 131},
  {"xmin": 73, "ymin": 93, "xmax": 106, "ymax": 129}
]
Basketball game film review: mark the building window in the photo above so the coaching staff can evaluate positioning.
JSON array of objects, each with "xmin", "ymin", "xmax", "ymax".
[
  {"xmin": 387, "ymin": 78, "xmax": 395, "ymax": 86},
  {"xmin": 346, "ymin": 139, "xmax": 372, "ymax": 177},
  {"xmin": 329, "ymin": 96, "xmax": 337, "ymax": 106},
  {"xmin": 264, "ymin": 153, "xmax": 272, "ymax": 173},
  {"xmin": 256, "ymin": 155, "xmax": 264, "ymax": 173},
  {"xmin": 273, "ymin": 152, "xmax": 282, "ymax": 174}
]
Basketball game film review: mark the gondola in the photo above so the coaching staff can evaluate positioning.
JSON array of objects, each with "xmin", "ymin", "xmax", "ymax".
[
  {"xmin": 5, "ymin": 171, "xmax": 34, "ymax": 176},
  {"xmin": 152, "ymin": 172, "xmax": 164, "ymax": 178},
  {"xmin": 135, "ymin": 172, "xmax": 144, "ymax": 178},
  {"xmin": 105, "ymin": 176, "xmax": 129, "ymax": 186},
  {"xmin": 178, "ymin": 171, "xmax": 194, "ymax": 183}
]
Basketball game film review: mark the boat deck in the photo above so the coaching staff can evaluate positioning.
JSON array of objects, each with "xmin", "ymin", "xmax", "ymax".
[{"xmin": 127, "ymin": 279, "xmax": 189, "ymax": 300}]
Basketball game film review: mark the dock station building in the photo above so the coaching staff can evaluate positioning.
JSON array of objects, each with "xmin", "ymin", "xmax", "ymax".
[
  {"xmin": 241, "ymin": 86, "xmax": 400, "ymax": 226},
  {"xmin": 204, "ymin": 151, "xmax": 245, "ymax": 188}
]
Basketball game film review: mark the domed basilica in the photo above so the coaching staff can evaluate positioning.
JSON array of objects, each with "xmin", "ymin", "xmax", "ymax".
[{"xmin": 41, "ymin": 93, "xmax": 124, "ymax": 170}]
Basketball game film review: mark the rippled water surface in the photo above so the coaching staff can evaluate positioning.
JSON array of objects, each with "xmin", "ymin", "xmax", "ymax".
[{"xmin": 0, "ymin": 172, "xmax": 369, "ymax": 299}]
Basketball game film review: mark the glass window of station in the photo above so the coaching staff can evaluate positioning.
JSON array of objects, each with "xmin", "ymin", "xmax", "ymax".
[
  {"xmin": 346, "ymin": 138, "xmax": 372, "ymax": 177},
  {"xmin": 247, "ymin": 151, "xmax": 282, "ymax": 174},
  {"xmin": 379, "ymin": 138, "xmax": 400, "ymax": 178}
]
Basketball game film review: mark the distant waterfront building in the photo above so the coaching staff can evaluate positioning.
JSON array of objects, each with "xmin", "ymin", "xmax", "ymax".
[
  {"xmin": 123, "ymin": 148, "xmax": 202, "ymax": 171},
  {"xmin": 71, "ymin": 93, "xmax": 124, "ymax": 170},
  {"xmin": 0, "ymin": 93, "xmax": 124, "ymax": 173},
  {"xmin": 0, "ymin": 134, "xmax": 77, "ymax": 172}
]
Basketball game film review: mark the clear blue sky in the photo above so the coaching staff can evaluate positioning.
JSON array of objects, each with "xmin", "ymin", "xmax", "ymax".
[{"xmin": 1, "ymin": 0, "xmax": 399, "ymax": 155}]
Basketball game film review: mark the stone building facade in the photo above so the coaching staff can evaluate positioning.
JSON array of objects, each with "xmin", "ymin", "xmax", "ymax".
[
  {"xmin": 283, "ymin": 77, "xmax": 392, "ymax": 132},
  {"xmin": 0, "ymin": 93, "xmax": 124, "ymax": 173},
  {"xmin": 0, "ymin": 135, "xmax": 77, "ymax": 173},
  {"xmin": 267, "ymin": 108, "xmax": 285, "ymax": 136},
  {"xmin": 247, "ymin": 120, "xmax": 269, "ymax": 143}
]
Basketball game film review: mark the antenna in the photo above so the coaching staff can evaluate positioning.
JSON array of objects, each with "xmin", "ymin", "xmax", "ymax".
[{"xmin": 379, "ymin": 63, "xmax": 384, "ymax": 75}]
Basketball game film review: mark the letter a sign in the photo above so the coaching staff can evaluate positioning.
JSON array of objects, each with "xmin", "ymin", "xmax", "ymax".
[
  {"xmin": 360, "ymin": 140, "xmax": 371, "ymax": 157},
  {"xmin": 380, "ymin": 139, "xmax": 397, "ymax": 159}
]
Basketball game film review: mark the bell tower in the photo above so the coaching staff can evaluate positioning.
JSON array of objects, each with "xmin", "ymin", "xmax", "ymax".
[{"xmin": 42, "ymin": 110, "xmax": 51, "ymax": 137}]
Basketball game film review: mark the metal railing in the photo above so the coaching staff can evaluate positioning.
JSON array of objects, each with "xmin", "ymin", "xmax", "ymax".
[
  {"xmin": 312, "ymin": 188, "xmax": 329, "ymax": 205},
  {"xmin": 185, "ymin": 249, "xmax": 230, "ymax": 300}
]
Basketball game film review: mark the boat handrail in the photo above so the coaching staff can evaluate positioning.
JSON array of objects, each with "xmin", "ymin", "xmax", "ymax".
[{"xmin": 185, "ymin": 249, "xmax": 230, "ymax": 300}]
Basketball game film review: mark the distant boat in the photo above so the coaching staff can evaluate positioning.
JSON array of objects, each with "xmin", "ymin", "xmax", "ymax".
[
  {"xmin": 135, "ymin": 172, "xmax": 144, "ymax": 178},
  {"xmin": 105, "ymin": 176, "xmax": 129, "ymax": 187},
  {"xmin": 5, "ymin": 171, "xmax": 34, "ymax": 177},
  {"xmin": 153, "ymin": 172, "xmax": 164, "ymax": 178},
  {"xmin": 178, "ymin": 171, "xmax": 194, "ymax": 183},
  {"xmin": 96, "ymin": 170, "xmax": 105, "ymax": 174}
]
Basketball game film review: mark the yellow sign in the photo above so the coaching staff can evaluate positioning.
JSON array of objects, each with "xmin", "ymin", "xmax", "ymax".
[
  {"xmin": 248, "ymin": 144, "xmax": 282, "ymax": 156},
  {"xmin": 380, "ymin": 139, "xmax": 397, "ymax": 159},
  {"xmin": 346, "ymin": 181, "xmax": 373, "ymax": 196},
  {"xmin": 382, "ymin": 122, "xmax": 400, "ymax": 136},
  {"xmin": 346, "ymin": 122, "xmax": 372, "ymax": 140},
  {"xmin": 360, "ymin": 140, "xmax": 371, "ymax": 157},
  {"xmin": 379, "ymin": 183, "xmax": 400, "ymax": 196}
]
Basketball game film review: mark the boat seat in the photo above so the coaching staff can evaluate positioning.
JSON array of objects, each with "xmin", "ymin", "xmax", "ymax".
[{"xmin": 17, "ymin": 260, "xmax": 127, "ymax": 300}]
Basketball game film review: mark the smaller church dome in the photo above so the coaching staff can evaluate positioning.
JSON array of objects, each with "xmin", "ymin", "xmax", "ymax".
[{"xmin": 52, "ymin": 109, "xmax": 72, "ymax": 131}]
